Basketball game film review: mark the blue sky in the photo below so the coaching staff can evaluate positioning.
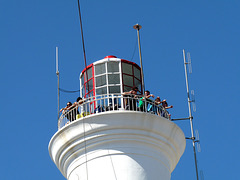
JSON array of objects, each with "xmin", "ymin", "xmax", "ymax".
[{"xmin": 1, "ymin": 0, "xmax": 240, "ymax": 179}]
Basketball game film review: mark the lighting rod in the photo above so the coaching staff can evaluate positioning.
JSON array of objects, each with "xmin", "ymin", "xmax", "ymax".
[
  {"xmin": 56, "ymin": 47, "xmax": 60, "ymax": 120},
  {"xmin": 133, "ymin": 24, "xmax": 145, "ymax": 94}
]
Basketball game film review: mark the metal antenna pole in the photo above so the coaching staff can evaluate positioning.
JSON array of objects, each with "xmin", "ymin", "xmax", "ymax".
[
  {"xmin": 133, "ymin": 24, "xmax": 145, "ymax": 94},
  {"xmin": 183, "ymin": 49, "xmax": 199, "ymax": 180},
  {"xmin": 56, "ymin": 47, "xmax": 60, "ymax": 120}
]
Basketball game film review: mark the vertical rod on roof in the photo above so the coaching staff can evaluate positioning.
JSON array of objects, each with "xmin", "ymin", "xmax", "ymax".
[
  {"xmin": 133, "ymin": 24, "xmax": 145, "ymax": 94},
  {"xmin": 56, "ymin": 47, "xmax": 60, "ymax": 120},
  {"xmin": 183, "ymin": 49, "xmax": 199, "ymax": 180},
  {"xmin": 77, "ymin": 0, "xmax": 89, "ymax": 93}
]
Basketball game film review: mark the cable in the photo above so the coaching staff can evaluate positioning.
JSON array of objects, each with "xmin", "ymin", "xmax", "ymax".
[
  {"xmin": 59, "ymin": 88, "xmax": 80, "ymax": 93},
  {"xmin": 77, "ymin": 0, "xmax": 89, "ymax": 92},
  {"xmin": 82, "ymin": 113, "xmax": 89, "ymax": 180},
  {"xmin": 130, "ymin": 37, "xmax": 138, "ymax": 61},
  {"xmin": 108, "ymin": 149, "xmax": 118, "ymax": 180}
]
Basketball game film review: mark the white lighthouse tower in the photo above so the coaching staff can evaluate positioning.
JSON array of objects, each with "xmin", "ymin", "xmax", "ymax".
[{"xmin": 48, "ymin": 55, "xmax": 186, "ymax": 180}]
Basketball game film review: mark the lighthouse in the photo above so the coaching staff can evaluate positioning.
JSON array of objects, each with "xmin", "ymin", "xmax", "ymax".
[{"xmin": 48, "ymin": 55, "xmax": 186, "ymax": 180}]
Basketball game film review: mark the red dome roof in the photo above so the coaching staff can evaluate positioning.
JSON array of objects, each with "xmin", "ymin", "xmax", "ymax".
[{"xmin": 104, "ymin": 55, "xmax": 117, "ymax": 59}]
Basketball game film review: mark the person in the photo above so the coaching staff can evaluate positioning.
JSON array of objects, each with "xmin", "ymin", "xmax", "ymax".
[
  {"xmin": 122, "ymin": 86, "xmax": 140, "ymax": 111},
  {"xmin": 154, "ymin": 96, "xmax": 161, "ymax": 105},
  {"xmin": 72, "ymin": 97, "xmax": 84, "ymax": 118},
  {"xmin": 138, "ymin": 90, "xmax": 155, "ymax": 112},
  {"xmin": 60, "ymin": 102, "xmax": 75, "ymax": 122},
  {"xmin": 72, "ymin": 97, "xmax": 84, "ymax": 107},
  {"xmin": 60, "ymin": 102, "xmax": 72, "ymax": 113},
  {"xmin": 152, "ymin": 96, "xmax": 163, "ymax": 115},
  {"xmin": 162, "ymin": 99, "xmax": 173, "ymax": 109},
  {"xmin": 161, "ymin": 99, "xmax": 173, "ymax": 118}
]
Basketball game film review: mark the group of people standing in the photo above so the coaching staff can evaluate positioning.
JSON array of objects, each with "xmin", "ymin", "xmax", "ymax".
[
  {"xmin": 123, "ymin": 86, "xmax": 173, "ymax": 117},
  {"xmin": 60, "ymin": 97, "xmax": 83, "ymax": 122}
]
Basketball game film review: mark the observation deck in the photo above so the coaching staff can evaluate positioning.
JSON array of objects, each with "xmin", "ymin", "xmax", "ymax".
[{"xmin": 58, "ymin": 93, "xmax": 171, "ymax": 129}]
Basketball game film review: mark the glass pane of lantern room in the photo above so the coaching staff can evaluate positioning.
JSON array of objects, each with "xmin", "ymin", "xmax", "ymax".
[
  {"xmin": 95, "ymin": 63, "xmax": 106, "ymax": 75},
  {"xmin": 134, "ymin": 66, "xmax": 141, "ymax": 80},
  {"xmin": 96, "ymin": 87, "xmax": 107, "ymax": 95},
  {"xmin": 123, "ymin": 74, "xmax": 133, "ymax": 87},
  {"xmin": 109, "ymin": 86, "xmax": 120, "ymax": 94},
  {"xmin": 107, "ymin": 61, "xmax": 119, "ymax": 72},
  {"xmin": 87, "ymin": 67, "xmax": 92, "ymax": 79},
  {"xmin": 88, "ymin": 79, "xmax": 93, "ymax": 90},
  {"xmin": 108, "ymin": 74, "xmax": 120, "ymax": 84},
  {"xmin": 95, "ymin": 75, "xmax": 106, "ymax": 87},
  {"xmin": 122, "ymin": 63, "xmax": 132, "ymax": 75},
  {"xmin": 124, "ymin": 86, "xmax": 132, "ymax": 92},
  {"xmin": 134, "ymin": 78, "xmax": 142, "ymax": 93},
  {"xmin": 82, "ymin": 86, "xmax": 85, "ymax": 97},
  {"xmin": 85, "ymin": 79, "xmax": 93, "ymax": 97},
  {"xmin": 88, "ymin": 90, "xmax": 94, "ymax": 99}
]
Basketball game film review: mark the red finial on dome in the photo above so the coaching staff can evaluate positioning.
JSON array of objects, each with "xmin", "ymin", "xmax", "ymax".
[{"xmin": 104, "ymin": 55, "xmax": 117, "ymax": 59}]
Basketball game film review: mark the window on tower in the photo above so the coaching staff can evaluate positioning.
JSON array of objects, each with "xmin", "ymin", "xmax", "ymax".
[
  {"xmin": 80, "ymin": 64, "xmax": 94, "ymax": 98},
  {"xmin": 121, "ymin": 61, "xmax": 142, "ymax": 94}
]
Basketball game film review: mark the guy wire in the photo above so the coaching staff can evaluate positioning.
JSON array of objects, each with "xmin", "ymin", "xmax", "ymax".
[
  {"xmin": 82, "ymin": 114, "xmax": 89, "ymax": 180},
  {"xmin": 130, "ymin": 37, "xmax": 138, "ymax": 61},
  {"xmin": 77, "ymin": 0, "xmax": 89, "ymax": 92},
  {"xmin": 59, "ymin": 88, "xmax": 80, "ymax": 93}
]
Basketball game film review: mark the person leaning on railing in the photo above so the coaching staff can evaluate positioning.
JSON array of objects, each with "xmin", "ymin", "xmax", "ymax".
[
  {"xmin": 138, "ymin": 90, "xmax": 155, "ymax": 112},
  {"xmin": 60, "ymin": 102, "xmax": 76, "ymax": 122},
  {"xmin": 161, "ymin": 99, "xmax": 173, "ymax": 118},
  {"xmin": 60, "ymin": 102, "xmax": 72, "ymax": 115},
  {"xmin": 149, "ymin": 96, "xmax": 163, "ymax": 116},
  {"xmin": 122, "ymin": 86, "xmax": 141, "ymax": 111},
  {"xmin": 72, "ymin": 97, "xmax": 84, "ymax": 107},
  {"xmin": 60, "ymin": 98, "xmax": 84, "ymax": 122},
  {"xmin": 161, "ymin": 100, "xmax": 173, "ymax": 109},
  {"xmin": 72, "ymin": 97, "xmax": 85, "ymax": 118}
]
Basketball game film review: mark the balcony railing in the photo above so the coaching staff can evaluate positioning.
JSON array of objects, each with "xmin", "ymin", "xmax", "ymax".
[{"xmin": 58, "ymin": 94, "xmax": 171, "ymax": 129}]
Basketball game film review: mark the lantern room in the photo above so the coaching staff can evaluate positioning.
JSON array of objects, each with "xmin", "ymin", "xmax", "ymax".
[{"xmin": 80, "ymin": 55, "xmax": 143, "ymax": 98}]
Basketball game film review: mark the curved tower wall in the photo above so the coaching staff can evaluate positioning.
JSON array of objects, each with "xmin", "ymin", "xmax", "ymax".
[{"xmin": 49, "ymin": 111, "xmax": 186, "ymax": 180}]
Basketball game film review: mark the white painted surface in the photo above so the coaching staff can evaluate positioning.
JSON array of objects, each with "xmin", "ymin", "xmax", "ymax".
[{"xmin": 49, "ymin": 111, "xmax": 186, "ymax": 180}]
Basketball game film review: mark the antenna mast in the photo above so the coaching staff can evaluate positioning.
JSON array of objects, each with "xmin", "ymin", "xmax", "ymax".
[
  {"xmin": 183, "ymin": 49, "xmax": 199, "ymax": 180},
  {"xmin": 56, "ymin": 47, "xmax": 60, "ymax": 120},
  {"xmin": 133, "ymin": 24, "xmax": 145, "ymax": 94}
]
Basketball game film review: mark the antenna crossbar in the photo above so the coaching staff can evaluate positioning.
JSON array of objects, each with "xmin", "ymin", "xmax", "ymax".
[{"xmin": 171, "ymin": 117, "xmax": 192, "ymax": 121}]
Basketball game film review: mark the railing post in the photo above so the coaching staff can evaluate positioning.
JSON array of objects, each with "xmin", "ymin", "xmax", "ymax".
[{"xmin": 144, "ymin": 98, "xmax": 147, "ymax": 113}]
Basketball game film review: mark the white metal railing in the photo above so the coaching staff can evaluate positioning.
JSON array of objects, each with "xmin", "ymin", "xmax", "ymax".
[{"xmin": 58, "ymin": 94, "xmax": 171, "ymax": 129}]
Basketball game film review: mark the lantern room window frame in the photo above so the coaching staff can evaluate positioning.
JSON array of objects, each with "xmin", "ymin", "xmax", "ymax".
[
  {"xmin": 80, "ymin": 57, "xmax": 143, "ymax": 112},
  {"xmin": 80, "ymin": 64, "xmax": 95, "ymax": 99},
  {"xmin": 121, "ymin": 59, "xmax": 142, "ymax": 94},
  {"xmin": 94, "ymin": 60, "xmax": 121, "ymax": 96}
]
